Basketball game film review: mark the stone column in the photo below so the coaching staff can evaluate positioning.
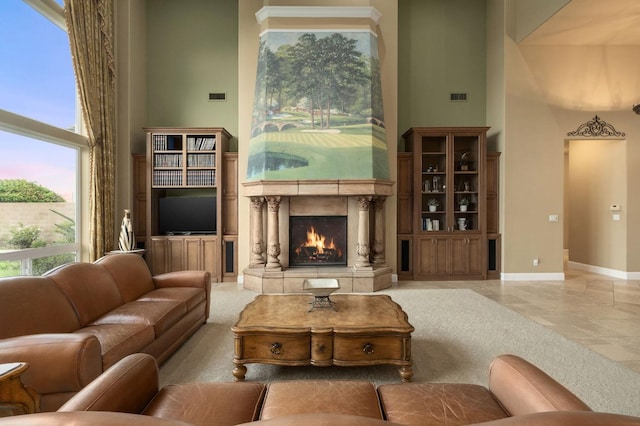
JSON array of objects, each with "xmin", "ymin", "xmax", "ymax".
[
  {"xmin": 265, "ymin": 196, "xmax": 282, "ymax": 270},
  {"xmin": 372, "ymin": 196, "xmax": 386, "ymax": 265},
  {"xmin": 249, "ymin": 197, "xmax": 265, "ymax": 268},
  {"xmin": 355, "ymin": 196, "xmax": 373, "ymax": 269}
]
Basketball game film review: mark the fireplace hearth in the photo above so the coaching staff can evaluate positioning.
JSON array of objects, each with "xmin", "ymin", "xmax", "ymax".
[{"xmin": 290, "ymin": 216, "xmax": 347, "ymax": 267}]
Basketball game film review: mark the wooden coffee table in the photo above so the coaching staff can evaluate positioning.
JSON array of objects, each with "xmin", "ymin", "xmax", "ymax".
[{"xmin": 231, "ymin": 294, "xmax": 414, "ymax": 382}]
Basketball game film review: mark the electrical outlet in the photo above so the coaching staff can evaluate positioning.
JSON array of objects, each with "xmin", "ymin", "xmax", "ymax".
[
  {"xmin": 533, "ymin": 258, "xmax": 539, "ymax": 266},
  {"xmin": 548, "ymin": 215, "xmax": 559, "ymax": 222}
]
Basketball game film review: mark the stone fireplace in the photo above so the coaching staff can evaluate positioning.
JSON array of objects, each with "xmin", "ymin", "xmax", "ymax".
[
  {"xmin": 242, "ymin": 180, "xmax": 393, "ymax": 293},
  {"xmin": 242, "ymin": 6, "xmax": 392, "ymax": 293}
]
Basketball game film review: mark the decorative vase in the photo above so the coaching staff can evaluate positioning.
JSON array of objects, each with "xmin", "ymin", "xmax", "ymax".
[
  {"xmin": 118, "ymin": 209, "xmax": 136, "ymax": 251},
  {"xmin": 429, "ymin": 205, "xmax": 437, "ymax": 212},
  {"xmin": 460, "ymin": 205, "xmax": 467, "ymax": 212}
]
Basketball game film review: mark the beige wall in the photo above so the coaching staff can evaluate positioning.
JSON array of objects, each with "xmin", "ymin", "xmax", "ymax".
[
  {"xmin": 501, "ymin": 8, "xmax": 640, "ymax": 277},
  {"xmin": 503, "ymin": 37, "xmax": 565, "ymax": 276}
]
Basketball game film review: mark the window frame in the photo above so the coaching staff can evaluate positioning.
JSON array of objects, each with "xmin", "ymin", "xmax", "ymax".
[{"xmin": 0, "ymin": 0, "xmax": 89, "ymax": 272}]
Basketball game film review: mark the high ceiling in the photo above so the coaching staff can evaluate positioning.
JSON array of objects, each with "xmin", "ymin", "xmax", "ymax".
[{"xmin": 521, "ymin": 0, "xmax": 640, "ymax": 45}]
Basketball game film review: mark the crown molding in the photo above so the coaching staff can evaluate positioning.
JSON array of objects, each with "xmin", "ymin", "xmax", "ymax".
[{"xmin": 255, "ymin": 6, "xmax": 381, "ymax": 24}]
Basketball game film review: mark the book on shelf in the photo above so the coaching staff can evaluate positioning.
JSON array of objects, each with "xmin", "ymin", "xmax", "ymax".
[
  {"xmin": 187, "ymin": 153, "xmax": 216, "ymax": 167},
  {"xmin": 187, "ymin": 169, "xmax": 216, "ymax": 186},
  {"xmin": 154, "ymin": 153, "xmax": 183, "ymax": 167},
  {"xmin": 187, "ymin": 136, "xmax": 216, "ymax": 151},
  {"xmin": 153, "ymin": 170, "xmax": 183, "ymax": 187}
]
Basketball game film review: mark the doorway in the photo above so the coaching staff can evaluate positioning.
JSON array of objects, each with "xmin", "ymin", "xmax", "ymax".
[{"xmin": 564, "ymin": 138, "xmax": 627, "ymax": 277}]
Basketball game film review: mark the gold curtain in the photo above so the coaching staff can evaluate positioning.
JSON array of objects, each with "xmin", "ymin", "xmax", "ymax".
[{"xmin": 64, "ymin": 0, "xmax": 116, "ymax": 260}]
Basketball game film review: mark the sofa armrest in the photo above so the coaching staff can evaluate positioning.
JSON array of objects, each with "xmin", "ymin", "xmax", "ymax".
[
  {"xmin": 0, "ymin": 333, "xmax": 102, "ymax": 395},
  {"xmin": 59, "ymin": 353, "xmax": 159, "ymax": 414},
  {"xmin": 469, "ymin": 411, "xmax": 640, "ymax": 426},
  {"xmin": 488, "ymin": 354, "xmax": 591, "ymax": 416},
  {"xmin": 153, "ymin": 270, "xmax": 211, "ymax": 290}
]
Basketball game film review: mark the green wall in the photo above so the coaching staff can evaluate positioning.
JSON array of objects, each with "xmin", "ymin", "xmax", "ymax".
[
  {"xmin": 398, "ymin": 0, "xmax": 487, "ymax": 149},
  {"xmin": 146, "ymin": 0, "xmax": 238, "ymax": 148},
  {"xmin": 146, "ymin": 0, "xmax": 486, "ymax": 153}
]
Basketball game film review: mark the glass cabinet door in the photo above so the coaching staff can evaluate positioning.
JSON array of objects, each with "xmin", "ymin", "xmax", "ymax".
[
  {"xmin": 452, "ymin": 134, "xmax": 480, "ymax": 231},
  {"xmin": 420, "ymin": 135, "xmax": 447, "ymax": 232}
]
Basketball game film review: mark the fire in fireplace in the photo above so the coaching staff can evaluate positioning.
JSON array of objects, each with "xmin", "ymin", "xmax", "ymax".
[{"xmin": 289, "ymin": 216, "xmax": 347, "ymax": 266}]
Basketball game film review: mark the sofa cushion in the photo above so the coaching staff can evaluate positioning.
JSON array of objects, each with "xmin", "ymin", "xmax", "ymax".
[
  {"xmin": 238, "ymin": 414, "xmax": 406, "ymax": 426},
  {"xmin": 137, "ymin": 287, "xmax": 205, "ymax": 312},
  {"xmin": 95, "ymin": 254, "xmax": 156, "ymax": 302},
  {"xmin": 75, "ymin": 324, "xmax": 155, "ymax": 369},
  {"xmin": 0, "ymin": 277, "xmax": 80, "ymax": 338},
  {"xmin": 260, "ymin": 381, "xmax": 383, "ymax": 420},
  {"xmin": 46, "ymin": 262, "xmax": 123, "ymax": 326},
  {"xmin": 377, "ymin": 383, "xmax": 509, "ymax": 426},
  {"xmin": 144, "ymin": 382, "xmax": 266, "ymax": 426},
  {"xmin": 91, "ymin": 300, "xmax": 186, "ymax": 337}
]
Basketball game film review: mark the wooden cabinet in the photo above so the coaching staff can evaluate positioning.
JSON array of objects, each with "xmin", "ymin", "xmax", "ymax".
[
  {"xmin": 145, "ymin": 127, "xmax": 231, "ymax": 281},
  {"xmin": 221, "ymin": 153, "xmax": 238, "ymax": 282},
  {"xmin": 487, "ymin": 152, "xmax": 501, "ymax": 278},
  {"xmin": 149, "ymin": 235, "xmax": 218, "ymax": 276},
  {"xmin": 132, "ymin": 154, "xmax": 147, "ymax": 248},
  {"xmin": 400, "ymin": 127, "xmax": 489, "ymax": 280}
]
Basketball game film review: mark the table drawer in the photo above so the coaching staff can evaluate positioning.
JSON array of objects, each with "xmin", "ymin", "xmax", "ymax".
[
  {"xmin": 334, "ymin": 335, "xmax": 409, "ymax": 362},
  {"xmin": 238, "ymin": 334, "xmax": 310, "ymax": 361}
]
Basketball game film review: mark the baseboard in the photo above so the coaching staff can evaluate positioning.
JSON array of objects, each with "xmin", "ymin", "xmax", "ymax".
[
  {"xmin": 568, "ymin": 261, "xmax": 640, "ymax": 279},
  {"xmin": 501, "ymin": 272, "xmax": 565, "ymax": 281}
]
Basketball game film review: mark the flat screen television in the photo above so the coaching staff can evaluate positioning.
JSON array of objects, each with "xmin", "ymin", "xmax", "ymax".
[{"xmin": 158, "ymin": 196, "xmax": 217, "ymax": 235}]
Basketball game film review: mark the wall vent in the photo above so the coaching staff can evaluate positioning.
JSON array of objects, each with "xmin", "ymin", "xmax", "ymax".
[
  {"xmin": 450, "ymin": 93, "xmax": 468, "ymax": 102},
  {"xmin": 208, "ymin": 92, "xmax": 227, "ymax": 101}
]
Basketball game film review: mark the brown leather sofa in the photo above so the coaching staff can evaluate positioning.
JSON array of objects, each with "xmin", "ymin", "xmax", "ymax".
[
  {"xmin": 0, "ymin": 254, "xmax": 210, "ymax": 411},
  {"xmin": 2, "ymin": 352, "xmax": 638, "ymax": 425}
]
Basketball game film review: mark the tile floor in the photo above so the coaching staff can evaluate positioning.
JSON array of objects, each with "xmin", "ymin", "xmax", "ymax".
[{"xmin": 396, "ymin": 269, "xmax": 640, "ymax": 373}]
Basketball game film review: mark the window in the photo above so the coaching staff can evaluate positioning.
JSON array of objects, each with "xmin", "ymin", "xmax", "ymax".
[{"xmin": 0, "ymin": 0, "xmax": 86, "ymax": 276}]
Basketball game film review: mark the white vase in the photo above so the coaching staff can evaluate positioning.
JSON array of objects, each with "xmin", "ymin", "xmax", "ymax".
[
  {"xmin": 118, "ymin": 209, "xmax": 135, "ymax": 251},
  {"xmin": 429, "ymin": 205, "xmax": 437, "ymax": 212},
  {"xmin": 460, "ymin": 205, "xmax": 467, "ymax": 212}
]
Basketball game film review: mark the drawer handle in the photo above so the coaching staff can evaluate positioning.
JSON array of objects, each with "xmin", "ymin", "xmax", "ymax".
[
  {"xmin": 271, "ymin": 342, "xmax": 282, "ymax": 355},
  {"xmin": 362, "ymin": 342, "xmax": 375, "ymax": 355}
]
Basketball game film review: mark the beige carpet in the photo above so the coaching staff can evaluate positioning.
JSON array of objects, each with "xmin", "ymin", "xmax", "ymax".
[{"xmin": 159, "ymin": 285, "xmax": 640, "ymax": 417}]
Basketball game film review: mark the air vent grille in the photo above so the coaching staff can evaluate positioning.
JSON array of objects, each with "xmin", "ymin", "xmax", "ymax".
[
  {"xmin": 450, "ymin": 93, "xmax": 468, "ymax": 102},
  {"xmin": 209, "ymin": 92, "xmax": 227, "ymax": 101}
]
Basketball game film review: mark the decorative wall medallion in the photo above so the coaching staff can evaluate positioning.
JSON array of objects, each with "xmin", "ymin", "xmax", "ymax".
[{"xmin": 567, "ymin": 115, "xmax": 625, "ymax": 138}]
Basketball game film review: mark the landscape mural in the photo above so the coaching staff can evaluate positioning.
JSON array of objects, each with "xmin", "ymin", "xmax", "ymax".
[{"xmin": 247, "ymin": 30, "xmax": 389, "ymax": 181}]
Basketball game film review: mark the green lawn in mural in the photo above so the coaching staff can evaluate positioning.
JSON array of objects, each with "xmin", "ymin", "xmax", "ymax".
[
  {"xmin": 247, "ymin": 124, "xmax": 389, "ymax": 179},
  {"xmin": 248, "ymin": 31, "xmax": 389, "ymax": 181}
]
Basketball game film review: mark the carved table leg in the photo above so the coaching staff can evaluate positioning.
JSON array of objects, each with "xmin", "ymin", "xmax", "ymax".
[
  {"xmin": 232, "ymin": 363, "xmax": 247, "ymax": 382},
  {"xmin": 399, "ymin": 364, "xmax": 414, "ymax": 383}
]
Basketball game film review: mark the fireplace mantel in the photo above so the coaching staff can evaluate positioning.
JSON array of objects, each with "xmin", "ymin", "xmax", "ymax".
[{"xmin": 243, "ymin": 179, "xmax": 394, "ymax": 197}]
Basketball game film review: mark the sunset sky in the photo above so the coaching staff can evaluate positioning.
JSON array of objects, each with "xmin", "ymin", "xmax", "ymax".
[{"xmin": 0, "ymin": 1, "xmax": 76, "ymax": 202}]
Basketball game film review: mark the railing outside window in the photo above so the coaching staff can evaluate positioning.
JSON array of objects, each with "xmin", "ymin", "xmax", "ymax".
[{"xmin": 0, "ymin": 244, "xmax": 79, "ymax": 276}]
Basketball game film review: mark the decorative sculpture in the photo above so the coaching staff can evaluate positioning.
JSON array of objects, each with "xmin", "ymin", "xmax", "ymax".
[{"xmin": 118, "ymin": 209, "xmax": 135, "ymax": 251}]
